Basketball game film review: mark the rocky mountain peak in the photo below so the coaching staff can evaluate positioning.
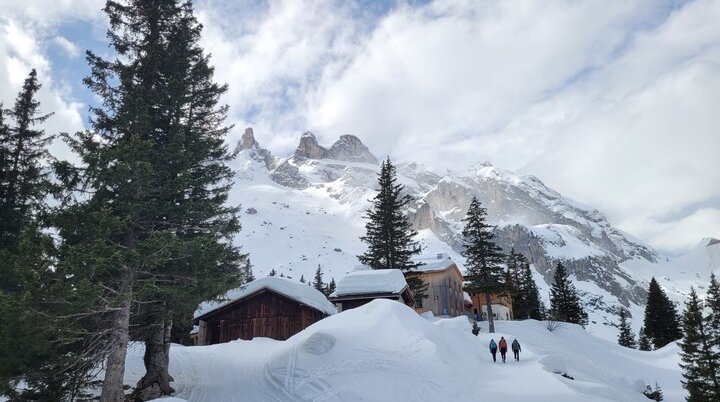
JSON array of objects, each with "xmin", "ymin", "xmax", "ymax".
[
  {"xmin": 295, "ymin": 131, "xmax": 327, "ymax": 159},
  {"xmin": 328, "ymin": 135, "xmax": 378, "ymax": 164},
  {"xmin": 236, "ymin": 127, "xmax": 259, "ymax": 152}
]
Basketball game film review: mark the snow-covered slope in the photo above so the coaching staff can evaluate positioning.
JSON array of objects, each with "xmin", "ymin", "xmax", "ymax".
[
  {"xmin": 228, "ymin": 128, "xmax": 720, "ymax": 339},
  {"xmin": 132, "ymin": 300, "xmax": 682, "ymax": 402}
]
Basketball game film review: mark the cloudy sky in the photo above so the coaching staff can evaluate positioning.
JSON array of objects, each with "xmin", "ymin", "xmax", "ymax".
[{"xmin": 1, "ymin": 0, "xmax": 718, "ymax": 255}]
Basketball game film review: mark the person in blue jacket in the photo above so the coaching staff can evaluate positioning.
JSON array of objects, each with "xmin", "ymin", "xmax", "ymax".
[{"xmin": 489, "ymin": 339, "xmax": 498, "ymax": 362}]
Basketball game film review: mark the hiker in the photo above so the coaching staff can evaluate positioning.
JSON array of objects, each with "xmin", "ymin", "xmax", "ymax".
[
  {"xmin": 499, "ymin": 337, "xmax": 508, "ymax": 363},
  {"xmin": 511, "ymin": 338, "xmax": 521, "ymax": 361},
  {"xmin": 489, "ymin": 339, "xmax": 498, "ymax": 362}
]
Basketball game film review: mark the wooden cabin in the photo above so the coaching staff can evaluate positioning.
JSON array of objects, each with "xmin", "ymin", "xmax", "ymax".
[
  {"xmin": 413, "ymin": 254, "xmax": 466, "ymax": 317},
  {"xmin": 468, "ymin": 292, "xmax": 514, "ymax": 321},
  {"xmin": 193, "ymin": 277, "xmax": 336, "ymax": 345},
  {"xmin": 329, "ymin": 269, "xmax": 415, "ymax": 312}
]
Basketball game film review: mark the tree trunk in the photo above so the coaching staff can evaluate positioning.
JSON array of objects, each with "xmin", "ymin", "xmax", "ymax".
[
  {"xmin": 100, "ymin": 271, "xmax": 134, "ymax": 402},
  {"xmin": 485, "ymin": 293, "xmax": 495, "ymax": 333},
  {"xmin": 130, "ymin": 318, "xmax": 175, "ymax": 401}
]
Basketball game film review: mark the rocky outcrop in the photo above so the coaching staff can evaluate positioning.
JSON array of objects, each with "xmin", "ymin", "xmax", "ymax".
[
  {"xmin": 294, "ymin": 132, "xmax": 327, "ymax": 160},
  {"xmin": 269, "ymin": 160, "xmax": 308, "ymax": 189},
  {"xmin": 327, "ymin": 135, "xmax": 378, "ymax": 164},
  {"xmin": 293, "ymin": 132, "xmax": 378, "ymax": 164},
  {"xmin": 235, "ymin": 128, "xmax": 276, "ymax": 170}
]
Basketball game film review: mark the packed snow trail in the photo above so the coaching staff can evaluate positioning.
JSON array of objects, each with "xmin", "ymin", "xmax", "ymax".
[{"xmin": 129, "ymin": 300, "xmax": 682, "ymax": 402}]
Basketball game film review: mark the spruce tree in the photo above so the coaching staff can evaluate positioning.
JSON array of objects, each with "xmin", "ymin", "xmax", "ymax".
[
  {"xmin": 617, "ymin": 308, "xmax": 637, "ymax": 348},
  {"xmin": 507, "ymin": 250, "xmax": 544, "ymax": 320},
  {"xmin": 520, "ymin": 259, "xmax": 544, "ymax": 320},
  {"xmin": 679, "ymin": 288, "xmax": 720, "ymax": 401},
  {"xmin": 638, "ymin": 327, "xmax": 652, "ymax": 351},
  {"xmin": 313, "ymin": 265, "xmax": 325, "ymax": 293},
  {"xmin": 326, "ymin": 277, "xmax": 337, "ymax": 297},
  {"xmin": 242, "ymin": 261, "xmax": 255, "ymax": 283},
  {"xmin": 358, "ymin": 158, "xmax": 427, "ymax": 301},
  {"xmin": 269, "ymin": 268, "xmax": 277, "ymax": 276},
  {"xmin": 706, "ymin": 274, "xmax": 720, "ymax": 392},
  {"xmin": 55, "ymin": 1, "xmax": 245, "ymax": 400},
  {"xmin": 549, "ymin": 262, "xmax": 588, "ymax": 326},
  {"xmin": 643, "ymin": 278, "xmax": 682, "ymax": 349},
  {"xmin": 0, "ymin": 71, "xmax": 76, "ymax": 400},
  {"xmin": 461, "ymin": 197, "xmax": 506, "ymax": 333}
]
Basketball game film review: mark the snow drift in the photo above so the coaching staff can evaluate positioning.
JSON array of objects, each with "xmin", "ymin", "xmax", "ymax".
[{"xmin": 130, "ymin": 299, "xmax": 682, "ymax": 402}]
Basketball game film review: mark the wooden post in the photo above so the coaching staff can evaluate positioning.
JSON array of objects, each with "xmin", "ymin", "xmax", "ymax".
[{"xmin": 198, "ymin": 320, "xmax": 207, "ymax": 346}]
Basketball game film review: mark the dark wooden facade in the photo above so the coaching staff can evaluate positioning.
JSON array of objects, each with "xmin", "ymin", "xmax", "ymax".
[{"xmin": 194, "ymin": 289, "xmax": 328, "ymax": 345}]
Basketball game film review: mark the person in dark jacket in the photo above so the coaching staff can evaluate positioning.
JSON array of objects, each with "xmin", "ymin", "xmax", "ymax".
[
  {"xmin": 489, "ymin": 339, "xmax": 498, "ymax": 362},
  {"xmin": 498, "ymin": 337, "xmax": 508, "ymax": 363},
  {"xmin": 511, "ymin": 338, "xmax": 521, "ymax": 361}
]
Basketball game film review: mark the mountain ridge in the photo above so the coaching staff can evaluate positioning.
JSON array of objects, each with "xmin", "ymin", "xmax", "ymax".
[{"xmin": 227, "ymin": 128, "xmax": 718, "ymax": 339}]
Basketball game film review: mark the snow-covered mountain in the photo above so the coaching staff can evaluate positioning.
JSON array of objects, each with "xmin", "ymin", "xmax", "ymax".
[{"xmin": 228, "ymin": 128, "xmax": 720, "ymax": 339}]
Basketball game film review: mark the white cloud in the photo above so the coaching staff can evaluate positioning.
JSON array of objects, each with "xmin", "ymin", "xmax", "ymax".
[
  {"xmin": 1, "ymin": 0, "xmax": 717, "ymax": 254},
  {"xmin": 195, "ymin": 0, "xmax": 719, "ymax": 253},
  {"xmin": 54, "ymin": 36, "xmax": 80, "ymax": 58},
  {"xmin": 0, "ymin": 18, "xmax": 85, "ymax": 159}
]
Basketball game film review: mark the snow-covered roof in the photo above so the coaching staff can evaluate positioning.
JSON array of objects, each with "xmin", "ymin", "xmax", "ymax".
[
  {"xmin": 330, "ymin": 269, "xmax": 408, "ymax": 297},
  {"xmin": 195, "ymin": 276, "xmax": 337, "ymax": 318},
  {"xmin": 412, "ymin": 253, "xmax": 458, "ymax": 273}
]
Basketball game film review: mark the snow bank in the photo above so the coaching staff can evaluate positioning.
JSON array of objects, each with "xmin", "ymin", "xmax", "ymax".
[{"xmin": 121, "ymin": 299, "xmax": 683, "ymax": 401}]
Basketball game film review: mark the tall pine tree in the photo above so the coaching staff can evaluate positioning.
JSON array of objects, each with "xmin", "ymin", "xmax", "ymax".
[
  {"xmin": 706, "ymin": 274, "xmax": 720, "ymax": 391},
  {"xmin": 507, "ymin": 250, "xmax": 543, "ymax": 320},
  {"xmin": 56, "ymin": 1, "xmax": 245, "ymax": 400},
  {"xmin": 313, "ymin": 265, "xmax": 325, "ymax": 293},
  {"xmin": 643, "ymin": 277, "xmax": 682, "ymax": 349},
  {"xmin": 0, "ymin": 71, "xmax": 78, "ymax": 400},
  {"xmin": 358, "ymin": 158, "xmax": 427, "ymax": 302},
  {"xmin": 549, "ymin": 262, "xmax": 588, "ymax": 326},
  {"xmin": 678, "ymin": 288, "xmax": 720, "ymax": 401},
  {"xmin": 461, "ymin": 197, "xmax": 506, "ymax": 333},
  {"xmin": 617, "ymin": 308, "xmax": 637, "ymax": 348}
]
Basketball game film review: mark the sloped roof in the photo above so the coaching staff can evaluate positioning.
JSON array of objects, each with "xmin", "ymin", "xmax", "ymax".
[
  {"xmin": 412, "ymin": 254, "xmax": 458, "ymax": 273},
  {"xmin": 330, "ymin": 269, "xmax": 408, "ymax": 297},
  {"xmin": 195, "ymin": 276, "xmax": 337, "ymax": 319}
]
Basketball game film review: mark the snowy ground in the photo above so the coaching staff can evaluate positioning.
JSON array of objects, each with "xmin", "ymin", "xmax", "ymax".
[{"xmin": 131, "ymin": 299, "xmax": 682, "ymax": 402}]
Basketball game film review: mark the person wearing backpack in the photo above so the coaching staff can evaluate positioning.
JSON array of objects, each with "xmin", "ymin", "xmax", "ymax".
[
  {"xmin": 489, "ymin": 339, "xmax": 498, "ymax": 362},
  {"xmin": 511, "ymin": 338, "xmax": 521, "ymax": 361},
  {"xmin": 498, "ymin": 337, "xmax": 508, "ymax": 363}
]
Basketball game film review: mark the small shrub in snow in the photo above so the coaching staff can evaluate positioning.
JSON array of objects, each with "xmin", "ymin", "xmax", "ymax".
[
  {"xmin": 245, "ymin": 207, "xmax": 257, "ymax": 214},
  {"xmin": 471, "ymin": 321, "xmax": 480, "ymax": 336},
  {"xmin": 643, "ymin": 383, "xmax": 663, "ymax": 401}
]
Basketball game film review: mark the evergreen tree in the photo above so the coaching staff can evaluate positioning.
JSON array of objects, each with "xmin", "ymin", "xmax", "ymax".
[
  {"xmin": 705, "ymin": 274, "xmax": 720, "ymax": 394},
  {"xmin": 643, "ymin": 278, "xmax": 682, "ymax": 349},
  {"xmin": 313, "ymin": 265, "xmax": 325, "ymax": 293},
  {"xmin": 507, "ymin": 250, "xmax": 544, "ymax": 320},
  {"xmin": 242, "ymin": 261, "xmax": 255, "ymax": 283},
  {"xmin": 55, "ymin": 1, "xmax": 245, "ymax": 400},
  {"xmin": 638, "ymin": 326, "xmax": 652, "ymax": 351},
  {"xmin": 472, "ymin": 321, "xmax": 480, "ymax": 336},
  {"xmin": 678, "ymin": 288, "xmax": 720, "ymax": 401},
  {"xmin": 300, "ymin": 275, "xmax": 306, "ymax": 283},
  {"xmin": 325, "ymin": 277, "xmax": 336, "ymax": 297},
  {"xmin": 549, "ymin": 262, "xmax": 588, "ymax": 326},
  {"xmin": 520, "ymin": 259, "xmax": 544, "ymax": 320},
  {"xmin": 461, "ymin": 197, "xmax": 506, "ymax": 333},
  {"xmin": 358, "ymin": 158, "xmax": 427, "ymax": 301},
  {"xmin": 268, "ymin": 268, "xmax": 277, "ymax": 276},
  {"xmin": 617, "ymin": 308, "xmax": 637, "ymax": 348},
  {"xmin": 0, "ymin": 71, "xmax": 78, "ymax": 400}
]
